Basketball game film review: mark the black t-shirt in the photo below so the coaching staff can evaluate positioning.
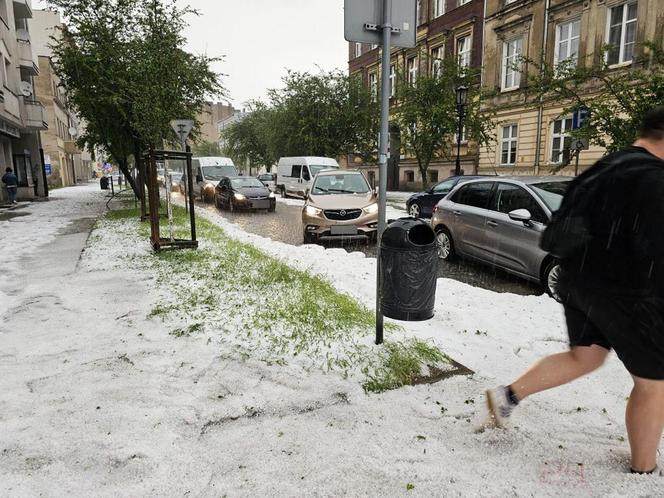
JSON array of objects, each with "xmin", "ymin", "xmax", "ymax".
[{"xmin": 563, "ymin": 146, "xmax": 664, "ymax": 296}]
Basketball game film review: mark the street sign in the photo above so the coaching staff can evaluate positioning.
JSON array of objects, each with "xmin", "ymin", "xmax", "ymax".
[
  {"xmin": 571, "ymin": 138, "xmax": 590, "ymax": 151},
  {"xmin": 344, "ymin": 0, "xmax": 417, "ymax": 48},
  {"xmin": 170, "ymin": 119, "xmax": 194, "ymax": 142},
  {"xmin": 572, "ymin": 108, "xmax": 590, "ymax": 129},
  {"xmin": 44, "ymin": 164, "xmax": 52, "ymax": 176}
]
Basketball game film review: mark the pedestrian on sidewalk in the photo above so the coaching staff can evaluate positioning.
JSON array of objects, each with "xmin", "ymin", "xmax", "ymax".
[
  {"xmin": 2, "ymin": 167, "xmax": 18, "ymax": 204},
  {"xmin": 485, "ymin": 107, "xmax": 664, "ymax": 475}
]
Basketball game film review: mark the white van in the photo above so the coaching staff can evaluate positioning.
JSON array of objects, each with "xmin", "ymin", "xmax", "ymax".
[
  {"xmin": 192, "ymin": 157, "xmax": 238, "ymax": 202},
  {"xmin": 276, "ymin": 157, "xmax": 340, "ymax": 198}
]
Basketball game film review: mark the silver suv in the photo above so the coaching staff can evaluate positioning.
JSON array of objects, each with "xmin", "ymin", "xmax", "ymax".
[{"xmin": 431, "ymin": 177, "xmax": 571, "ymax": 297}]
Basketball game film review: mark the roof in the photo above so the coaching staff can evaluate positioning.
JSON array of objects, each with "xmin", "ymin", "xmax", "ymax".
[
  {"xmin": 316, "ymin": 169, "xmax": 363, "ymax": 176},
  {"xmin": 461, "ymin": 176, "xmax": 572, "ymax": 185}
]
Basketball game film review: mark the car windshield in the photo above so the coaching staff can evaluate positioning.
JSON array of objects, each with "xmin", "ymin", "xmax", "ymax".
[
  {"xmin": 259, "ymin": 175, "xmax": 273, "ymax": 181},
  {"xmin": 231, "ymin": 178, "xmax": 265, "ymax": 189},
  {"xmin": 530, "ymin": 181, "xmax": 571, "ymax": 212},
  {"xmin": 202, "ymin": 165, "xmax": 236, "ymax": 181},
  {"xmin": 309, "ymin": 165, "xmax": 338, "ymax": 177},
  {"xmin": 312, "ymin": 174, "xmax": 370, "ymax": 194}
]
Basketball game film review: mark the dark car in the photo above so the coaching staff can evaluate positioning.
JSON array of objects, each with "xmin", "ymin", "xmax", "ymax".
[
  {"xmin": 406, "ymin": 176, "xmax": 484, "ymax": 218},
  {"xmin": 214, "ymin": 176, "xmax": 276, "ymax": 212}
]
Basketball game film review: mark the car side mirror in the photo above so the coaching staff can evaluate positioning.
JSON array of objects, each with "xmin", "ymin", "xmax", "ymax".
[{"xmin": 509, "ymin": 209, "xmax": 532, "ymax": 223}]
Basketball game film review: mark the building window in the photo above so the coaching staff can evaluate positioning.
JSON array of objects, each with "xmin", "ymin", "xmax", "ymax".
[
  {"xmin": 457, "ymin": 35, "xmax": 472, "ymax": 69},
  {"xmin": 429, "ymin": 170, "xmax": 439, "ymax": 183},
  {"xmin": 431, "ymin": 46, "xmax": 444, "ymax": 76},
  {"xmin": 502, "ymin": 38, "xmax": 523, "ymax": 91},
  {"xmin": 389, "ymin": 64, "xmax": 396, "ymax": 97},
  {"xmin": 551, "ymin": 117, "xmax": 574, "ymax": 163},
  {"xmin": 434, "ymin": 0, "xmax": 445, "ymax": 18},
  {"xmin": 407, "ymin": 57, "xmax": 418, "ymax": 85},
  {"xmin": 354, "ymin": 43, "xmax": 362, "ymax": 58},
  {"xmin": 456, "ymin": 125, "xmax": 467, "ymax": 144},
  {"xmin": 405, "ymin": 170, "xmax": 415, "ymax": 183},
  {"xmin": 554, "ymin": 19, "xmax": 581, "ymax": 67},
  {"xmin": 369, "ymin": 72, "xmax": 378, "ymax": 102},
  {"xmin": 500, "ymin": 124, "xmax": 518, "ymax": 166},
  {"xmin": 606, "ymin": 2, "xmax": 637, "ymax": 66}
]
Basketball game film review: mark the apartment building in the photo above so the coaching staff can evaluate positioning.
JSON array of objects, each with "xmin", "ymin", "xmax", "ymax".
[
  {"xmin": 479, "ymin": 0, "xmax": 660, "ymax": 175},
  {"xmin": 196, "ymin": 102, "xmax": 235, "ymax": 145},
  {"xmin": 31, "ymin": 9, "xmax": 92, "ymax": 187},
  {"xmin": 0, "ymin": 0, "xmax": 48, "ymax": 203},
  {"xmin": 348, "ymin": 0, "xmax": 485, "ymax": 189}
]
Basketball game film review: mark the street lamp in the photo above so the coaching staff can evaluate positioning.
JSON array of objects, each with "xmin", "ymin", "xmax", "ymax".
[{"xmin": 455, "ymin": 85, "xmax": 469, "ymax": 177}]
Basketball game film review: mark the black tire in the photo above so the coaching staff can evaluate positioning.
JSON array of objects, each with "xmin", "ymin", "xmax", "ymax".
[
  {"xmin": 408, "ymin": 203, "xmax": 421, "ymax": 218},
  {"xmin": 268, "ymin": 206, "xmax": 276, "ymax": 213},
  {"xmin": 543, "ymin": 260, "xmax": 563, "ymax": 302},
  {"xmin": 435, "ymin": 227, "xmax": 456, "ymax": 261}
]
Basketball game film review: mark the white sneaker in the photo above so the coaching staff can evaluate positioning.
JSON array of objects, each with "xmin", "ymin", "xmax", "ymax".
[{"xmin": 485, "ymin": 386, "xmax": 514, "ymax": 428}]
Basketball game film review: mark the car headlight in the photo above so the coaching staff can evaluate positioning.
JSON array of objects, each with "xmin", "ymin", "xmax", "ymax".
[
  {"xmin": 234, "ymin": 193, "xmax": 246, "ymax": 201},
  {"xmin": 364, "ymin": 202, "xmax": 379, "ymax": 214},
  {"xmin": 269, "ymin": 192, "xmax": 275, "ymax": 198},
  {"xmin": 305, "ymin": 205, "xmax": 322, "ymax": 216}
]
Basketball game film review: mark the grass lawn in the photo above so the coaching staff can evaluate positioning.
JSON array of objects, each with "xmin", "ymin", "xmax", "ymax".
[{"xmin": 95, "ymin": 204, "xmax": 453, "ymax": 392}]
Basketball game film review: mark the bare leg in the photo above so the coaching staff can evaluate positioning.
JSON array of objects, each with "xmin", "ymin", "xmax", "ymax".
[
  {"xmin": 510, "ymin": 345, "xmax": 609, "ymax": 401},
  {"xmin": 627, "ymin": 375, "xmax": 664, "ymax": 472}
]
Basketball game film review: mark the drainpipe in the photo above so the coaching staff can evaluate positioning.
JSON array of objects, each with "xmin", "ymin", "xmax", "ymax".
[{"xmin": 534, "ymin": 0, "xmax": 551, "ymax": 175}]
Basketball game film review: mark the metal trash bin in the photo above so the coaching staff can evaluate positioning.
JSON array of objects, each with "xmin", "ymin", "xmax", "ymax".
[
  {"xmin": 380, "ymin": 218, "xmax": 438, "ymax": 321},
  {"xmin": 100, "ymin": 176, "xmax": 109, "ymax": 190}
]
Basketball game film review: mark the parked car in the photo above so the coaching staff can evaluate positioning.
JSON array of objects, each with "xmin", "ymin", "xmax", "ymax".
[
  {"xmin": 169, "ymin": 172, "xmax": 184, "ymax": 193},
  {"xmin": 192, "ymin": 157, "xmax": 238, "ymax": 202},
  {"xmin": 214, "ymin": 176, "xmax": 276, "ymax": 212},
  {"xmin": 406, "ymin": 176, "xmax": 484, "ymax": 218},
  {"xmin": 302, "ymin": 170, "xmax": 378, "ymax": 244},
  {"xmin": 431, "ymin": 177, "xmax": 571, "ymax": 297},
  {"xmin": 257, "ymin": 173, "xmax": 277, "ymax": 191},
  {"xmin": 277, "ymin": 156, "xmax": 340, "ymax": 199}
]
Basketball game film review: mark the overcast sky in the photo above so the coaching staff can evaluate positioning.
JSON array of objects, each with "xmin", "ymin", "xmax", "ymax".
[{"xmin": 35, "ymin": 0, "xmax": 349, "ymax": 108}]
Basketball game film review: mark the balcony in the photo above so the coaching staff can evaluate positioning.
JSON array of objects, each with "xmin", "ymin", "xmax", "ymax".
[
  {"xmin": 3, "ymin": 88, "xmax": 20, "ymax": 120},
  {"xmin": 13, "ymin": 0, "xmax": 32, "ymax": 19},
  {"xmin": 16, "ymin": 32, "xmax": 38, "ymax": 76},
  {"xmin": 23, "ymin": 100, "xmax": 48, "ymax": 130}
]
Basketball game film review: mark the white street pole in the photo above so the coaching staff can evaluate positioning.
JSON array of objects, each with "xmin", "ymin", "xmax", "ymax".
[{"xmin": 375, "ymin": 0, "xmax": 392, "ymax": 345}]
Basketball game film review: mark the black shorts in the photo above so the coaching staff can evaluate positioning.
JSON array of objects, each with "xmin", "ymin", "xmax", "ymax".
[{"xmin": 559, "ymin": 278, "xmax": 664, "ymax": 380}]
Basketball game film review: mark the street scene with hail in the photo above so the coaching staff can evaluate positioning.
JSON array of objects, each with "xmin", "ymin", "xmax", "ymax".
[{"xmin": 2, "ymin": 0, "xmax": 664, "ymax": 496}]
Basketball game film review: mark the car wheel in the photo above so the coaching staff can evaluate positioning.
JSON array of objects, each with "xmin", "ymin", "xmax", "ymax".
[
  {"xmin": 268, "ymin": 206, "xmax": 276, "ymax": 213},
  {"xmin": 409, "ymin": 203, "xmax": 421, "ymax": 218},
  {"xmin": 544, "ymin": 260, "xmax": 563, "ymax": 302},
  {"xmin": 303, "ymin": 231, "xmax": 316, "ymax": 244},
  {"xmin": 435, "ymin": 227, "xmax": 456, "ymax": 261}
]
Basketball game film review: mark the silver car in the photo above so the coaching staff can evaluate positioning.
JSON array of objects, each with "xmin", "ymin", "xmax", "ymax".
[{"xmin": 431, "ymin": 177, "xmax": 571, "ymax": 297}]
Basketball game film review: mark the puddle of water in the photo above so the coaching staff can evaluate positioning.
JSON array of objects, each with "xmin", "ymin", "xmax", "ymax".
[{"xmin": 0, "ymin": 211, "xmax": 29, "ymax": 221}]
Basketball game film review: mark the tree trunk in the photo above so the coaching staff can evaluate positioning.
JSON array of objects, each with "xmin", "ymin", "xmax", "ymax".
[
  {"xmin": 418, "ymin": 158, "xmax": 430, "ymax": 189},
  {"xmin": 117, "ymin": 159, "xmax": 139, "ymax": 196},
  {"xmin": 134, "ymin": 140, "xmax": 146, "ymax": 220}
]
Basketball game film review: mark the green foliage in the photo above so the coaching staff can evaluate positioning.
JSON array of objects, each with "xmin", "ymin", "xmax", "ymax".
[
  {"xmin": 525, "ymin": 41, "xmax": 664, "ymax": 164},
  {"xmin": 222, "ymin": 102, "xmax": 279, "ymax": 171},
  {"xmin": 192, "ymin": 141, "xmax": 222, "ymax": 157},
  {"xmin": 395, "ymin": 55, "xmax": 494, "ymax": 187},
  {"xmin": 48, "ymin": 0, "xmax": 224, "ymax": 192}
]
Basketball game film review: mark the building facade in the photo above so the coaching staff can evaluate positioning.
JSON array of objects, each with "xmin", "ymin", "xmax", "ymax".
[
  {"xmin": 0, "ymin": 0, "xmax": 48, "ymax": 203},
  {"xmin": 31, "ymin": 9, "xmax": 91, "ymax": 187},
  {"xmin": 479, "ymin": 0, "xmax": 660, "ymax": 176},
  {"xmin": 349, "ymin": 0, "xmax": 485, "ymax": 189},
  {"xmin": 196, "ymin": 102, "xmax": 235, "ymax": 145}
]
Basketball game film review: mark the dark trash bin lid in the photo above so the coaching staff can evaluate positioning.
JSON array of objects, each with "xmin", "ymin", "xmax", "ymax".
[{"xmin": 381, "ymin": 217, "xmax": 435, "ymax": 249}]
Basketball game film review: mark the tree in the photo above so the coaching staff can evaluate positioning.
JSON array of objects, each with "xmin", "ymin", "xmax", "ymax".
[
  {"xmin": 267, "ymin": 70, "xmax": 379, "ymax": 160},
  {"xmin": 192, "ymin": 141, "xmax": 222, "ymax": 157},
  {"xmin": 48, "ymin": 0, "xmax": 224, "ymax": 196},
  {"xmin": 221, "ymin": 102, "xmax": 278, "ymax": 172},
  {"xmin": 525, "ymin": 42, "xmax": 664, "ymax": 166},
  {"xmin": 395, "ymin": 56, "xmax": 494, "ymax": 188}
]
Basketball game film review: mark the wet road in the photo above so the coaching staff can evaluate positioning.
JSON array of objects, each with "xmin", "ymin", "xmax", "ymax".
[{"xmin": 200, "ymin": 198, "xmax": 540, "ymax": 297}]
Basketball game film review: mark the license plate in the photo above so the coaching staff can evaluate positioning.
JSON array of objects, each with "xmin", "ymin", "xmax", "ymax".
[
  {"xmin": 250, "ymin": 199, "xmax": 270, "ymax": 209},
  {"xmin": 330, "ymin": 225, "xmax": 358, "ymax": 236}
]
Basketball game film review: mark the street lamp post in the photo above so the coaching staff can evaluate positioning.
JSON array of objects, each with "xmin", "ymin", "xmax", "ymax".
[{"xmin": 455, "ymin": 85, "xmax": 468, "ymax": 177}]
